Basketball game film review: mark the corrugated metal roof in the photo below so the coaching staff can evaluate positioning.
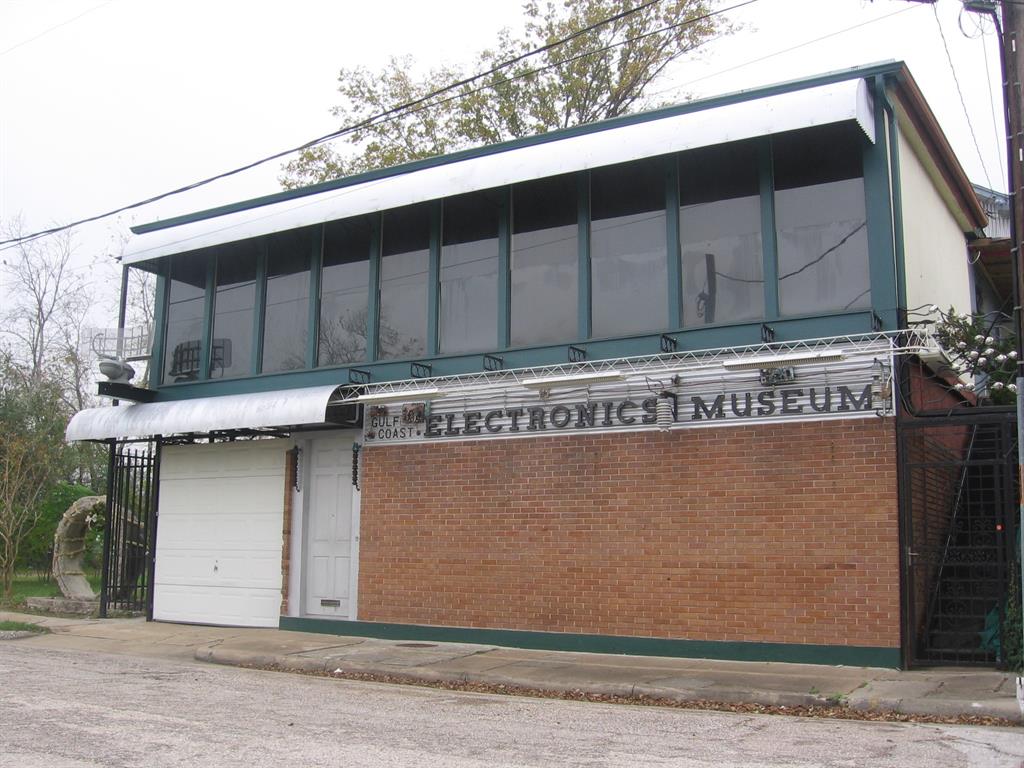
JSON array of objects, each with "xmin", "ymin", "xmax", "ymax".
[{"xmin": 123, "ymin": 78, "xmax": 875, "ymax": 265}]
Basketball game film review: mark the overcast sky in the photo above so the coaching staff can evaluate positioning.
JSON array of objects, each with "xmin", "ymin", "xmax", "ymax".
[{"xmin": 0, "ymin": 0, "xmax": 1009, "ymax": 327}]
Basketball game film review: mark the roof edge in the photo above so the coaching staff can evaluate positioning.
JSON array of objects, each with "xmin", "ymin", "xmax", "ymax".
[{"xmin": 132, "ymin": 60, "xmax": 906, "ymax": 236}]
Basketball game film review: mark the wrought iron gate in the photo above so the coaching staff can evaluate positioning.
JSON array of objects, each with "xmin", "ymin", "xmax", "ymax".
[
  {"xmin": 100, "ymin": 441, "xmax": 160, "ymax": 618},
  {"xmin": 899, "ymin": 411, "xmax": 1018, "ymax": 666}
]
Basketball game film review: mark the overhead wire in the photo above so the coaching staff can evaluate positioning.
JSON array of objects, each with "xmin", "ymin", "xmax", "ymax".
[
  {"xmin": 932, "ymin": 2, "xmax": 994, "ymax": 189},
  {"xmin": 0, "ymin": 0, "xmax": 756, "ymax": 252}
]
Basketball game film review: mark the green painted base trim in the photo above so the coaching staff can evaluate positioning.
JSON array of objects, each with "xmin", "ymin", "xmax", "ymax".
[{"xmin": 279, "ymin": 617, "xmax": 901, "ymax": 668}]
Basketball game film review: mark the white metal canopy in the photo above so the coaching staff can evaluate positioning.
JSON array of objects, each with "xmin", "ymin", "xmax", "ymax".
[
  {"xmin": 65, "ymin": 384, "xmax": 342, "ymax": 441},
  {"xmin": 123, "ymin": 78, "xmax": 875, "ymax": 264}
]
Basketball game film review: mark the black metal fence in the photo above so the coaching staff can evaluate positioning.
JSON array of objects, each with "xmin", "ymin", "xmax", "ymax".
[
  {"xmin": 100, "ymin": 442, "xmax": 160, "ymax": 618},
  {"xmin": 899, "ymin": 411, "xmax": 1018, "ymax": 666}
]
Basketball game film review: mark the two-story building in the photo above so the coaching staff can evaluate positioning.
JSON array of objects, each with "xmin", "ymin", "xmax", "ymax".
[{"xmin": 68, "ymin": 61, "xmax": 1014, "ymax": 668}]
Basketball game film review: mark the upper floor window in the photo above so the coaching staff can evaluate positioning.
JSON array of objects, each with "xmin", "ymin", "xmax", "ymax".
[
  {"xmin": 590, "ymin": 158, "xmax": 668, "ymax": 338},
  {"xmin": 679, "ymin": 141, "xmax": 763, "ymax": 326},
  {"xmin": 319, "ymin": 217, "xmax": 371, "ymax": 366},
  {"xmin": 262, "ymin": 228, "xmax": 312, "ymax": 373},
  {"xmin": 379, "ymin": 204, "xmax": 430, "ymax": 360},
  {"xmin": 440, "ymin": 190, "xmax": 500, "ymax": 355},
  {"xmin": 511, "ymin": 173, "xmax": 579, "ymax": 347},
  {"xmin": 773, "ymin": 123, "xmax": 870, "ymax": 316},
  {"xmin": 210, "ymin": 241, "xmax": 259, "ymax": 379},
  {"xmin": 163, "ymin": 251, "xmax": 207, "ymax": 384}
]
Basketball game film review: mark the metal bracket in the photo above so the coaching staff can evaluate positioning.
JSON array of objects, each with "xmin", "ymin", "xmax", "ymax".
[
  {"xmin": 761, "ymin": 324, "xmax": 775, "ymax": 343},
  {"xmin": 568, "ymin": 345, "xmax": 587, "ymax": 363},
  {"xmin": 483, "ymin": 354, "xmax": 504, "ymax": 372},
  {"xmin": 348, "ymin": 368, "xmax": 371, "ymax": 385},
  {"xmin": 660, "ymin": 334, "xmax": 678, "ymax": 353},
  {"xmin": 410, "ymin": 362, "xmax": 433, "ymax": 378},
  {"xmin": 871, "ymin": 312, "xmax": 884, "ymax": 332}
]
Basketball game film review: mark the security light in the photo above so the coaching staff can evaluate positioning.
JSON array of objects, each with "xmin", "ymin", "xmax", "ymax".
[
  {"xmin": 354, "ymin": 387, "xmax": 442, "ymax": 404},
  {"xmin": 521, "ymin": 371, "xmax": 626, "ymax": 389},
  {"xmin": 721, "ymin": 351, "xmax": 846, "ymax": 371}
]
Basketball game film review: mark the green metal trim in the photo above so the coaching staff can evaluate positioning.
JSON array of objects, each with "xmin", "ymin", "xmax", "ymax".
[
  {"xmin": 278, "ymin": 617, "xmax": 901, "ymax": 668},
  {"xmin": 150, "ymin": 311, "xmax": 877, "ymax": 400},
  {"xmin": 428, "ymin": 201, "xmax": 441, "ymax": 357},
  {"xmin": 151, "ymin": 269, "xmax": 168, "ymax": 386},
  {"xmin": 578, "ymin": 172, "xmax": 592, "ymax": 340},
  {"xmin": 665, "ymin": 156, "xmax": 682, "ymax": 329},
  {"xmin": 253, "ymin": 240, "xmax": 268, "ymax": 375},
  {"xmin": 133, "ymin": 62, "xmax": 910, "ymax": 236},
  {"xmin": 200, "ymin": 257, "xmax": 215, "ymax": 381},
  {"xmin": 367, "ymin": 215, "xmax": 381, "ymax": 363},
  {"xmin": 498, "ymin": 187, "xmax": 511, "ymax": 349},
  {"xmin": 882, "ymin": 79, "xmax": 908, "ymax": 315},
  {"xmin": 307, "ymin": 226, "xmax": 323, "ymax": 369},
  {"xmin": 759, "ymin": 139, "xmax": 780, "ymax": 321},
  {"xmin": 863, "ymin": 75, "xmax": 900, "ymax": 332}
]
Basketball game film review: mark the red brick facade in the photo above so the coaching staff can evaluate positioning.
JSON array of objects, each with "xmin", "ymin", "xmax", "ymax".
[{"xmin": 357, "ymin": 418, "xmax": 900, "ymax": 649}]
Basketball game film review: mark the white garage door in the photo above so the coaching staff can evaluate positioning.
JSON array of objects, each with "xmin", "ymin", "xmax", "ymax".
[{"xmin": 153, "ymin": 439, "xmax": 287, "ymax": 627}]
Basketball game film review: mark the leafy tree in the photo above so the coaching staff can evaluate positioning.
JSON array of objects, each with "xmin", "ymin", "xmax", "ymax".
[
  {"xmin": 281, "ymin": 0, "xmax": 727, "ymax": 187},
  {"xmin": 0, "ymin": 355, "xmax": 70, "ymax": 597},
  {"xmin": 17, "ymin": 482, "xmax": 96, "ymax": 578},
  {"xmin": 933, "ymin": 308, "xmax": 1018, "ymax": 405}
]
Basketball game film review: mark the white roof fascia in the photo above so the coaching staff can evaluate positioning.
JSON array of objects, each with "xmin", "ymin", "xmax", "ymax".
[
  {"xmin": 124, "ymin": 79, "xmax": 874, "ymax": 265},
  {"xmin": 65, "ymin": 384, "xmax": 341, "ymax": 441}
]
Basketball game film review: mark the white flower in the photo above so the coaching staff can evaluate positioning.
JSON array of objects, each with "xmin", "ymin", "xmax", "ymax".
[
  {"xmin": 969, "ymin": 351, "xmax": 980, "ymax": 360},
  {"xmin": 996, "ymin": 354, "xmax": 1007, "ymax": 363},
  {"xmin": 984, "ymin": 348, "xmax": 996, "ymax": 356},
  {"xmin": 1010, "ymin": 384, "xmax": 1018, "ymax": 393},
  {"xmin": 992, "ymin": 381, "xmax": 1005, "ymax": 390},
  {"xmin": 957, "ymin": 341, "xmax": 968, "ymax": 349},
  {"xmin": 978, "ymin": 357, "xmax": 988, "ymax": 366},
  {"xmin": 986, "ymin": 336, "xmax": 995, "ymax": 345},
  {"xmin": 975, "ymin": 334, "xmax": 986, "ymax": 343}
]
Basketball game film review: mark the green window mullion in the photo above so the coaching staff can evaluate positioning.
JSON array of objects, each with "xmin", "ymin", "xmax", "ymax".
[
  {"xmin": 307, "ymin": 225, "xmax": 323, "ymax": 369},
  {"xmin": 577, "ymin": 172, "xmax": 592, "ymax": 340},
  {"xmin": 758, "ymin": 139, "xmax": 780, "ymax": 321},
  {"xmin": 864, "ymin": 74, "xmax": 899, "ymax": 330},
  {"xmin": 665, "ymin": 157, "xmax": 682, "ymax": 330},
  {"xmin": 200, "ymin": 258, "xmax": 216, "ymax": 380},
  {"xmin": 152, "ymin": 268, "xmax": 168, "ymax": 387},
  {"xmin": 252, "ymin": 240, "xmax": 268, "ymax": 375},
  {"xmin": 427, "ymin": 201, "xmax": 441, "ymax": 356},
  {"xmin": 498, "ymin": 187, "xmax": 511, "ymax": 349},
  {"xmin": 367, "ymin": 215, "xmax": 381, "ymax": 362}
]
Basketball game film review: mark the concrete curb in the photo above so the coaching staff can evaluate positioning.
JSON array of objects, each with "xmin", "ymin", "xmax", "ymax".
[{"xmin": 196, "ymin": 644, "xmax": 1020, "ymax": 723}]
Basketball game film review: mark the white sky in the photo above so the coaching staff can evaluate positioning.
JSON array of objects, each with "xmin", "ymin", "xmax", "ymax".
[{"xmin": 0, "ymin": 0, "xmax": 1010, "ymax": 327}]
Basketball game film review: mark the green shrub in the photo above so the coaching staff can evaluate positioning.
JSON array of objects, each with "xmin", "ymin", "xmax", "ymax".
[{"xmin": 17, "ymin": 482, "xmax": 96, "ymax": 576}]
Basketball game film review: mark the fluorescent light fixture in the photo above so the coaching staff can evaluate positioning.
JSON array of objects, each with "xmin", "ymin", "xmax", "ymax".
[
  {"xmin": 521, "ymin": 370, "xmax": 626, "ymax": 389},
  {"xmin": 722, "ymin": 350, "xmax": 846, "ymax": 371},
  {"xmin": 355, "ymin": 387, "xmax": 442, "ymax": 404}
]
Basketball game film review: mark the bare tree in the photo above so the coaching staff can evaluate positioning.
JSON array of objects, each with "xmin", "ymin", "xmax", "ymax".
[{"xmin": 0, "ymin": 354, "xmax": 68, "ymax": 597}]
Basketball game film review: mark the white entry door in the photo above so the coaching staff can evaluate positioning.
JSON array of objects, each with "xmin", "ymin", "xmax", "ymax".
[{"xmin": 304, "ymin": 434, "xmax": 359, "ymax": 618}]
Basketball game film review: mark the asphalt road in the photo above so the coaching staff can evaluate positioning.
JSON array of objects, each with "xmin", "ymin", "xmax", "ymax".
[{"xmin": 1, "ymin": 643, "xmax": 1022, "ymax": 768}]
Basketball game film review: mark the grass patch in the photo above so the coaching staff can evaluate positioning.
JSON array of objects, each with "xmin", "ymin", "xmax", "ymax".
[
  {"xmin": 0, "ymin": 572, "xmax": 101, "ymax": 607},
  {"xmin": 0, "ymin": 620, "xmax": 48, "ymax": 634}
]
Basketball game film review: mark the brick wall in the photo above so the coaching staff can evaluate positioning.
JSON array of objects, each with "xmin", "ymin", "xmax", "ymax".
[{"xmin": 358, "ymin": 418, "xmax": 900, "ymax": 649}]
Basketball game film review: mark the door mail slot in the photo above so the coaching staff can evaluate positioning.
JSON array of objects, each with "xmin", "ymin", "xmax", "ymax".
[{"xmin": 320, "ymin": 599, "xmax": 341, "ymax": 608}]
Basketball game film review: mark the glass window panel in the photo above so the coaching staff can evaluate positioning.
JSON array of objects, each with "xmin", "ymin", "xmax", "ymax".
[
  {"xmin": 210, "ymin": 240, "xmax": 259, "ymax": 379},
  {"xmin": 379, "ymin": 204, "xmax": 430, "ymax": 360},
  {"xmin": 774, "ymin": 124, "xmax": 870, "ymax": 316},
  {"xmin": 679, "ymin": 142, "xmax": 763, "ymax": 326},
  {"xmin": 163, "ymin": 251, "xmax": 207, "ymax": 383},
  {"xmin": 262, "ymin": 228, "xmax": 312, "ymax": 373},
  {"xmin": 440, "ymin": 190, "xmax": 499, "ymax": 355},
  {"xmin": 590, "ymin": 158, "xmax": 668, "ymax": 337},
  {"xmin": 319, "ymin": 217, "xmax": 371, "ymax": 366},
  {"xmin": 511, "ymin": 174, "xmax": 578, "ymax": 347}
]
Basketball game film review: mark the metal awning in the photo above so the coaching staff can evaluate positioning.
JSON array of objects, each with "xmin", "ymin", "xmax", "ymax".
[
  {"xmin": 66, "ymin": 384, "xmax": 343, "ymax": 441},
  {"xmin": 123, "ymin": 78, "xmax": 874, "ymax": 264}
]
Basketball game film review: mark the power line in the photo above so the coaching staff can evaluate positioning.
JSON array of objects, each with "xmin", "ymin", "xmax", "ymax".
[
  {"xmin": 647, "ymin": 2, "xmax": 920, "ymax": 99},
  {"xmin": 0, "ymin": 1, "xmax": 113, "ymax": 58},
  {"xmin": 980, "ymin": 15, "xmax": 1008, "ymax": 185},
  {"xmin": 0, "ymin": 0, "xmax": 753, "ymax": 252},
  {"xmin": 932, "ymin": 3, "xmax": 994, "ymax": 188}
]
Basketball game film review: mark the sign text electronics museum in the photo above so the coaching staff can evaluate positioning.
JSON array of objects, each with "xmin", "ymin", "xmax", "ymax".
[{"xmin": 363, "ymin": 383, "xmax": 881, "ymax": 444}]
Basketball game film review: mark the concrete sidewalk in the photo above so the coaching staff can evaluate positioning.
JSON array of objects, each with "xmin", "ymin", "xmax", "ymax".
[{"xmin": 3, "ymin": 611, "xmax": 1020, "ymax": 723}]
